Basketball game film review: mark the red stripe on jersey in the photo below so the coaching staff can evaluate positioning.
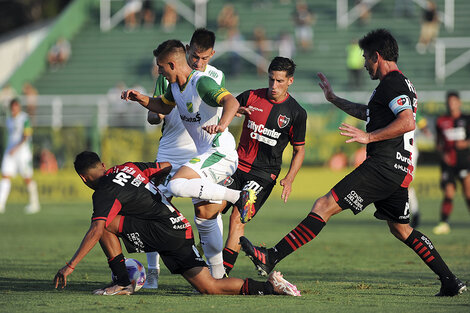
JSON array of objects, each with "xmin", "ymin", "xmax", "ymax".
[
  {"xmin": 422, "ymin": 251, "xmax": 431, "ymax": 258},
  {"xmin": 106, "ymin": 199, "xmax": 122, "ymax": 228},
  {"xmin": 292, "ymin": 141, "xmax": 305, "ymax": 146},
  {"xmin": 414, "ymin": 242, "xmax": 423, "ymax": 251},
  {"xmin": 92, "ymin": 217, "xmax": 106, "ymax": 221},
  {"xmin": 118, "ymin": 216, "xmax": 125, "ymax": 233},
  {"xmin": 331, "ymin": 189, "xmax": 339, "ymax": 202},
  {"xmin": 418, "ymin": 246, "xmax": 427, "ymax": 255},
  {"xmin": 412, "ymin": 238, "xmax": 418, "ymax": 245}
]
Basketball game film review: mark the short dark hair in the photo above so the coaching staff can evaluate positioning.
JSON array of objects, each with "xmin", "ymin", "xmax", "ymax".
[
  {"xmin": 446, "ymin": 90, "xmax": 460, "ymax": 100},
  {"xmin": 10, "ymin": 98, "xmax": 20, "ymax": 108},
  {"xmin": 359, "ymin": 29, "xmax": 399, "ymax": 62},
  {"xmin": 268, "ymin": 57, "xmax": 296, "ymax": 77},
  {"xmin": 190, "ymin": 28, "xmax": 216, "ymax": 51},
  {"xmin": 153, "ymin": 39, "xmax": 186, "ymax": 59},
  {"xmin": 74, "ymin": 151, "xmax": 101, "ymax": 175}
]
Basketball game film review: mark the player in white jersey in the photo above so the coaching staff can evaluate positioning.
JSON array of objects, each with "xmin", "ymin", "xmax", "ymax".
[
  {"xmin": 0, "ymin": 99, "xmax": 40, "ymax": 214},
  {"xmin": 144, "ymin": 29, "xmax": 226, "ymax": 287}
]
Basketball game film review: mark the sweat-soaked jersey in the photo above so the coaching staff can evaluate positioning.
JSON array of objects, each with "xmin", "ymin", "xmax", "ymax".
[
  {"xmin": 365, "ymin": 70, "xmax": 417, "ymax": 188},
  {"xmin": 436, "ymin": 114, "xmax": 470, "ymax": 167},
  {"xmin": 91, "ymin": 161, "xmax": 192, "ymax": 239},
  {"xmin": 236, "ymin": 88, "xmax": 307, "ymax": 181}
]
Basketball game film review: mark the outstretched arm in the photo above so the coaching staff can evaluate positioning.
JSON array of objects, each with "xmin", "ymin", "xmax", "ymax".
[
  {"xmin": 53, "ymin": 220, "xmax": 105, "ymax": 289},
  {"xmin": 317, "ymin": 72, "xmax": 368, "ymax": 121},
  {"xmin": 121, "ymin": 89, "xmax": 173, "ymax": 115},
  {"xmin": 280, "ymin": 145, "xmax": 305, "ymax": 203}
]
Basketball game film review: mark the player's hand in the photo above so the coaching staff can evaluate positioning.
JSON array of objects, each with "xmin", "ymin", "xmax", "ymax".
[
  {"xmin": 202, "ymin": 124, "xmax": 225, "ymax": 134},
  {"xmin": 317, "ymin": 72, "xmax": 336, "ymax": 103},
  {"xmin": 280, "ymin": 178, "xmax": 293, "ymax": 203},
  {"xmin": 236, "ymin": 106, "xmax": 252, "ymax": 117},
  {"xmin": 455, "ymin": 140, "xmax": 469, "ymax": 150},
  {"xmin": 339, "ymin": 123, "xmax": 370, "ymax": 144},
  {"xmin": 121, "ymin": 89, "xmax": 141, "ymax": 102},
  {"xmin": 54, "ymin": 265, "xmax": 73, "ymax": 289}
]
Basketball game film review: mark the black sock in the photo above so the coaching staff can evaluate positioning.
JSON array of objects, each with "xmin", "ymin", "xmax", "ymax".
[
  {"xmin": 223, "ymin": 247, "xmax": 238, "ymax": 275},
  {"xmin": 240, "ymin": 278, "xmax": 274, "ymax": 295},
  {"xmin": 404, "ymin": 229, "xmax": 453, "ymax": 279},
  {"xmin": 108, "ymin": 253, "xmax": 131, "ymax": 286},
  {"xmin": 270, "ymin": 212, "xmax": 326, "ymax": 263},
  {"xmin": 440, "ymin": 197, "xmax": 452, "ymax": 222}
]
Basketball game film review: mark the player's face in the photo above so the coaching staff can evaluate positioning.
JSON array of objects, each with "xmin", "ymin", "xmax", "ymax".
[
  {"xmin": 156, "ymin": 57, "xmax": 176, "ymax": 83},
  {"xmin": 268, "ymin": 70, "xmax": 293, "ymax": 102},
  {"xmin": 10, "ymin": 101, "xmax": 20, "ymax": 117},
  {"xmin": 363, "ymin": 50, "xmax": 379, "ymax": 80},
  {"xmin": 186, "ymin": 46, "xmax": 215, "ymax": 71},
  {"xmin": 447, "ymin": 95, "xmax": 462, "ymax": 116},
  {"xmin": 79, "ymin": 163, "xmax": 106, "ymax": 190}
]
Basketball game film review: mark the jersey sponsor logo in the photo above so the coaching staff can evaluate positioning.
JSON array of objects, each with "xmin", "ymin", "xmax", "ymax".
[
  {"xmin": 243, "ymin": 180, "xmax": 263, "ymax": 195},
  {"xmin": 396, "ymin": 151, "xmax": 412, "ymax": 165},
  {"xmin": 189, "ymin": 158, "xmax": 201, "ymax": 164},
  {"xmin": 277, "ymin": 114, "xmax": 290, "ymax": 129},
  {"xmin": 221, "ymin": 176, "xmax": 234, "ymax": 187},
  {"xmin": 248, "ymin": 105, "xmax": 263, "ymax": 112},
  {"xmin": 247, "ymin": 120, "xmax": 281, "ymax": 139},
  {"xmin": 186, "ymin": 102, "xmax": 194, "ymax": 113},
  {"xmin": 180, "ymin": 112, "xmax": 201, "ymax": 123}
]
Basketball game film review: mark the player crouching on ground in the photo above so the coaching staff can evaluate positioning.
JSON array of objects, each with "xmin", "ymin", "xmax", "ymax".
[{"xmin": 53, "ymin": 151, "xmax": 300, "ymax": 296}]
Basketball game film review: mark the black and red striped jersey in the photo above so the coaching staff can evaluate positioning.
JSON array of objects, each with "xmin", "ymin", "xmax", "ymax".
[
  {"xmin": 236, "ymin": 88, "xmax": 307, "ymax": 180},
  {"xmin": 91, "ymin": 161, "xmax": 192, "ymax": 238},
  {"xmin": 436, "ymin": 114, "xmax": 470, "ymax": 167},
  {"xmin": 366, "ymin": 70, "xmax": 417, "ymax": 188}
]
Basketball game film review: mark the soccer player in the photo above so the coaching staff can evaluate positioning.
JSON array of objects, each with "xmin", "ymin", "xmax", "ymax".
[
  {"xmin": 53, "ymin": 151, "xmax": 300, "ymax": 296},
  {"xmin": 240, "ymin": 29, "xmax": 467, "ymax": 297},
  {"xmin": 121, "ymin": 39, "xmax": 256, "ymax": 279},
  {"xmin": 222, "ymin": 56, "xmax": 307, "ymax": 275},
  {"xmin": 0, "ymin": 98, "xmax": 40, "ymax": 214},
  {"xmin": 144, "ymin": 28, "xmax": 226, "ymax": 288},
  {"xmin": 433, "ymin": 91, "xmax": 470, "ymax": 235}
]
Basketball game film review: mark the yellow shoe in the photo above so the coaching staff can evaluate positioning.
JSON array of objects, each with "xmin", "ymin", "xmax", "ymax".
[{"xmin": 433, "ymin": 222, "xmax": 450, "ymax": 235}]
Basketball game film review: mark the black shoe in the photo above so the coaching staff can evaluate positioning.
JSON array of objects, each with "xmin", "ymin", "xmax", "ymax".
[
  {"xmin": 410, "ymin": 212, "xmax": 420, "ymax": 228},
  {"xmin": 435, "ymin": 275, "xmax": 467, "ymax": 296},
  {"xmin": 239, "ymin": 236, "xmax": 275, "ymax": 276}
]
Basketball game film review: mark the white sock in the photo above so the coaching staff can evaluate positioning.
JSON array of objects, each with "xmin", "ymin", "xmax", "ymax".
[
  {"xmin": 409, "ymin": 187, "xmax": 419, "ymax": 215},
  {"xmin": 146, "ymin": 252, "xmax": 160, "ymax": 270},
  {"xmin": 27, "ymin": 180, "xmax": 40, "ymax": 208},
  {"xmin": 194, "ymin": 214, "xmax": 226, "ymax": 279},
  {"xmin": 0, "ymin": 179, "xmax": 11, "ymax": 210},
  {"xmin": 168, "ymin": 178, "xmax": 240, "ymax": 203}
]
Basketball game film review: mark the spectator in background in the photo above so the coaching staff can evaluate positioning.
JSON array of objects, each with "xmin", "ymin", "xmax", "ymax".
[
  {"xmin": 346, "ymin": 39, "xmax": 364, "ymax": 89},
  {"xmin": 217, "ymin": 4, "xmax": 239, "ymax": 34},
  {"xmin": 292, "ymin": 0, "xmax": 315, "ymax": 51},
  {"xmin": 416, "ymin": 0, "xmax": 439, "ymax": 54},
  {"xmin": 161, "ymin": 3, "xmax": 178, "ymax": 33},
  {"xmin": 433, "ymin": 91, "xmax": 470, "ymax": 235},
  {"xmin": 47, "ymin": 37, "xmax": 71, "ymax": 69},
  {"xmin": 141, "ymin": 0, "xmax": 155, "ymax": 27},
  {"xmin": 356, "ymin": 0, "xmax": 372, "ymax": 25},
  {"xmin": 0, "ymin": 99, "xmax": 40, "ymax": 214},
  {"xmin": 253, "ymin": 27, "xmax": 269, "ymax": 76},
  {"xmin": 124, "ymin": 0, "xmax": 142, "ymax": 31},
  {"xmin": 278, "ymin": 32, "xmax": 296, "ymax": 59},
  {"xmin": 22, "ymin": 82, "xmax": 38, "ymax": 123}
]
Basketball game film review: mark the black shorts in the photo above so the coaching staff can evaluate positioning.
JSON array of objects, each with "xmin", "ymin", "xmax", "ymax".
[
  {"xmin": 440, "ymin": 162, "xmax": 470, "ymax": 189},
  {"xmin": 221, "ymin": 169, "xmax": 276, "ymax": 217},
  {"xmin": 118, "ymin": 216, "xmax": 207, "ymax": 274},
  {"xmin": 331, "ymin": 158, "xmax": 410, "ymax": 224}
]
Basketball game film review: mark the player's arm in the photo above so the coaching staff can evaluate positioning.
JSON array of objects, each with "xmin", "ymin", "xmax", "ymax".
[
  {"xmin": 121, "ymin": 89, "xmax": 173, "ymax": 115},
  {"xmin": 148, "ymin": 75, "xmax": 169, "ymax": 125},
  {"xmin": 317, "ymin": 72, "xmax": 367, "ymax": 121},
  {"xmin": 54, "ymin": 220, "xmax": 105, "ymax": 289},
  {"xmin": 197, "ymin": 76, "xmax": 240, "ymax": 134},
  {"xmin": 10, "ymin": 120, "xmax": 32, "ymax": 155},
  {"xmin": 280, "ymin": 144, "xmax": 305, "ymax": 203},
  {"xmin": 340, "ymin": 109, "xmax": 415, "ymax": 144}
]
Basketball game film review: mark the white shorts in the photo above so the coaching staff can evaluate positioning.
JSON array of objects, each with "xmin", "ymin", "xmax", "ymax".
[
  {"xmin": 1, "ymin": 145, "xmax": 33, "ymax": 178},
  {"xmin": 184, "ymin": 147, "xmax": 238, "ymax": 205}
]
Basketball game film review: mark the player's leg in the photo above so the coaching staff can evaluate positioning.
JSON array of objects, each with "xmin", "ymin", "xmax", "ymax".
[
  {"xmin": 241, "ymin": 191, "xmax": 341, "ymax": 276},
  {"xmin": 223, "ymin": 207, "xmax": 245, "ymax": 274},
  {"xmin": 389, "ymin": 221, "xmax": 467, "ymax": 296},
  {"xmin": 143, "ymin": 252, "xmax": 160, "ymax": 289},
  {"xmin": 193, "ymin": 201, "xmax": 227, "ymax": 278},
  {"xmin": 433, "ymin": 166, "xmax": 455, "ymax": 234},
  {"xmin": 182, "ymin": 266, "xmax": 300, "ymax": 296},
  {"xmin": 0, "ymin": 152, "xmax": 16, "ymax": 213},
  {"xmin": 20, "ymin": 149, "xmax": 40, "ymax": 214},
  {"xmin": 24, "ymin": 178, "xmax": 40, "ymax": 214}
]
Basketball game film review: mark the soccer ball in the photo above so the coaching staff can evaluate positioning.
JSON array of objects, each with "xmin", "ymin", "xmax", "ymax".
[{"xmin": 111, "ymin": 258, "xmax": 146, "ymax": 292}]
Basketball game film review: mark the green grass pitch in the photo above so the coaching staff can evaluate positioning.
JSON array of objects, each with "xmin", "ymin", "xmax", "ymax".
[{"xmin": 0, "ymin": 170, "xmax": 469, "ymax": 312}]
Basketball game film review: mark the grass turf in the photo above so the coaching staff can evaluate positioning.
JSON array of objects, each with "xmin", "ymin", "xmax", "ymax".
[{"xmin": 0, "ymin": 184, "xmax": 469, "ymax": 312}]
